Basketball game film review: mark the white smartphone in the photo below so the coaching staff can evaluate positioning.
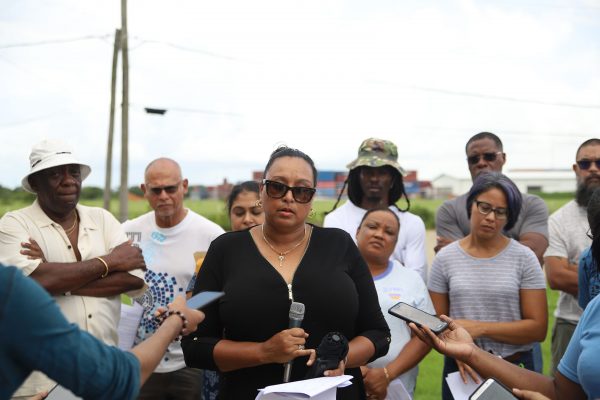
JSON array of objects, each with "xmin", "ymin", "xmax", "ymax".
[
  {"xmin": 388, "ymin": 301, "xmax": 448, "ymax": 334},
  {"xmin": 186, "ymin": 291, "xmax": 224, "ymax": 310},
  {"xmin": 469, "ymin": 378, "xmax": 517, "ymax": 400}
]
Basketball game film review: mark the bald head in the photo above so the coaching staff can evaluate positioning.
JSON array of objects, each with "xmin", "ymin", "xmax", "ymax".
[
  {"xmin": 142, "ymin": 157, "xmax": 188, "ymax": 228},
  {"xmin": 144, "ymin": 158, "xmax": 182, "ymax": 184}
]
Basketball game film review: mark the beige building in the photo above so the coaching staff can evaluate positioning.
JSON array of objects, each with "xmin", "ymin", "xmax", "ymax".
[{"xmin": 432, "ymin": 169, "xmax": 575, "ymax": 198}]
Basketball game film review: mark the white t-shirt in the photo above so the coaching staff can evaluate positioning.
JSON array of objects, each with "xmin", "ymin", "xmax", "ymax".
[
  {"xmin": 368, "ymin": 260, "xmax": 434, "ymax": 397},
  {"xmin": 122, "ymin": 210, "xmax": 224, "ymax": 373},
  {"xmin": 543, "ymin": 200, "xmax": 589, "ymax": 323},
  {"xmin": 323, "ymin": 201, "xmax": 428, "ymax": 281}
]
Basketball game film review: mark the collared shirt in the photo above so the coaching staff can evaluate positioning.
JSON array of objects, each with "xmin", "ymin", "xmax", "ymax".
[{"xmin": 0, "ymin": 199, "xmax": 144, "ymax": 396}]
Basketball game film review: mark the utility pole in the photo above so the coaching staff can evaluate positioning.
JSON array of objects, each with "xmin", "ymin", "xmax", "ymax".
[
  {"xmin": 119, "ymin": 0, "xmax": 129, "ymax": 222},
  {"xmin": 104, "ymin": 28, "xmax": 121, "ymax": 211}
]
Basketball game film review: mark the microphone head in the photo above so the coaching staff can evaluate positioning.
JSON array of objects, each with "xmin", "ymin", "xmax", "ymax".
[{"xmin": 289, "ymin": 301, "xmax": 305, "ymax": 320}]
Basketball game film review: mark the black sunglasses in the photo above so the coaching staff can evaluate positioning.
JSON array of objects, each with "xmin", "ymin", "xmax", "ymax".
[
  {"xmin": 148, "ymin": 182, "xmax": 181, "ymax": 196},
  {"xmin": 577, "ymin": 159, "xmax": 600, "ymax": 170},
  {"xmin": 262, "ymin": 179, "xmax": 316, "ymax": 204},
  {"xmin": 467, "ymin": 152, "xmax": 503, "ymax": 165}
]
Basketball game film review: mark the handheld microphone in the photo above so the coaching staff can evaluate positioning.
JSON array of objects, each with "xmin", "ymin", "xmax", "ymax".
[
  {"xmin": 283, "ymin": 301, "xmax": 305, "ymax": 382},
  {"xmin": 305, "ymin": 332, "xmax": 349, "ymax": 379}
]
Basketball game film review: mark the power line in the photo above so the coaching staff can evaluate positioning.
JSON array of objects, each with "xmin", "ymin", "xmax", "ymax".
[
  {"xmin": 0, "ymin": 34, "xmax": 112, "ymax": 50},
  {"xmin": 368, "ymin": 80, "xmax": 600, "ymax": 110},
  {"xmin": 129, "ymin": 37, "xmax": 238, "ymax": 61}
]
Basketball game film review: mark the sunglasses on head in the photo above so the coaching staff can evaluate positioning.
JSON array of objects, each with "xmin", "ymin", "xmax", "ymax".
[
  {"xmin": 148, "ymin": 182, "xmax": 181, "ymax": 196},
  {"xmin": 577, "ymin": 159, "xmax": 600, "ymax": 170},
  {"xmin": 467, "ymin": 152, "xmax": 503, "ymax": 165},
  {"xmin": 262, "ymin": 179, "xmax": 316, "ymax": 204}
]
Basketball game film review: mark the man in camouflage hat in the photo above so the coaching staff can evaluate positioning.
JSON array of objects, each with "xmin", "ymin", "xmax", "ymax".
[{"xmin": 323, "ymin": 138, "xmax": 427, "ymax": 281}]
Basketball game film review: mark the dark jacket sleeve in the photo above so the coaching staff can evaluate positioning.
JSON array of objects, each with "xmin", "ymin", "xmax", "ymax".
[{"xmin": 3, "ymin": 266, "xmax": 140, "ymax": 400}]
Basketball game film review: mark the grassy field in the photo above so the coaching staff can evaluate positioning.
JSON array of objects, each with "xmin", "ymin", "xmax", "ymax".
[{"xmin": 1, "ymin": 196, "xmax": 567, "ymax": 398}]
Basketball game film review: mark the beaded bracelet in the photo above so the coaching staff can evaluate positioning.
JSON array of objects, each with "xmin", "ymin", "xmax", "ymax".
[{"xmin": 158, "ymin": 309, "xmax": 188, "ymax": 341}]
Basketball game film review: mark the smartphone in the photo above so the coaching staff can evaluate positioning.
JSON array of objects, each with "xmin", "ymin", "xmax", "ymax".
[
  {"xmin": 388, "ymin": 301, "xmax": 448, "ymax": 334},
  {"xmin": 469, "ymin": 378, "xmax": 517, "ymax": 400},
  {"xmin": 186, "ymin": 291, "xmax": 225, "ymax": 310},
  {"xmin": 46, "ymin": 384, "xmax": 82, "ymax": 400}
]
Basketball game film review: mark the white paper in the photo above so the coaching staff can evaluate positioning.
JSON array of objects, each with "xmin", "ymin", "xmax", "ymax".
[
  {"xmin": 386, "ymin": 379, "xmax": 412, "ymax": 400},
  {"xmin": 255, "ymin": 375, "xmax": 353, "ymax": 400},
  {"xmin": 445, "ymin": 371, "xmax": 482, "ymax": 400},
  {"xmin": 117, "ymin": 302, "xmax": 144, "ymax": 350}
]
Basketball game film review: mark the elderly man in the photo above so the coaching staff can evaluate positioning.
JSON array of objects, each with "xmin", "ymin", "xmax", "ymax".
[
  {"xmin": 323, "ymin": 138, "xmax": 427, "ymax": 281},
  {"xmin": 122, "ymin": 158, "xmax": 224, "ymax": 399},
  {"xmin": 544, "ymin": 138, "xmax": 600, "ymax": 375},
  {"xmin": 434, "ymin": 131, "xmax": 549, "ymax": 374},
  {"xmin": 0, "ymin": 139, "xmax": 146, "ymax": 398}
]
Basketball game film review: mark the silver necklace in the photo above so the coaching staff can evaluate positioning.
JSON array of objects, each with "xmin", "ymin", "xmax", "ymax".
[{"xmin": 261, "ymin": 224, "xmax": 307, "ymax": 268}]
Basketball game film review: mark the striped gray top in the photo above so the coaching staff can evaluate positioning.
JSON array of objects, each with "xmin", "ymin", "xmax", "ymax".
[{"xmin": 428, "ymin": 239, "xmax": 545, "ymax": 358}]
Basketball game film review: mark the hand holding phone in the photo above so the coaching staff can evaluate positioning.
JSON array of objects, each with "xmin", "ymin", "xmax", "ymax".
[
  {"xmin": 388, "ymin": 301, "xmax": 448, "ymax": 334},
  {"xmin": 470, "ymin": 378, "xmax": 517, "ymax": 400}
]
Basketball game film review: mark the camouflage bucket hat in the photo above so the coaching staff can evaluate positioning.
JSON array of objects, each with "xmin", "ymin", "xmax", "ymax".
[{"xmin": 346, "ymin": 138, "xmax": 406, "ymax": 176}]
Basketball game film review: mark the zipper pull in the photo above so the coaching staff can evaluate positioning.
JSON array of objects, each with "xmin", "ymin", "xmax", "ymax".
[{"xmin": 288, "ymin": 283, "xmax": 293, "ymax": 301}]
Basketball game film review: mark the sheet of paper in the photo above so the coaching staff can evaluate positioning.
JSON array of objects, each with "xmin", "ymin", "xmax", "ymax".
[
  {"xmin": 445, "ymin": 371, "xmax": 482, "ymax": 400},
  {"xmin": 386, "ymin": 379, "xmax": 412, "ymax": 400},
  {"xmin": 255, "ymin": 375, "xmax": 353, "ymax": 400},
  {"xmin": 117, "ymin": 302, "xmax": 144, "ymax": 350}
]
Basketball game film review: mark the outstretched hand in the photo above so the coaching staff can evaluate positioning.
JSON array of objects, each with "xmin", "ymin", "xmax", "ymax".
[{"xmin": 409, "ymin": 315, "xmax": 477, "ymax": 363}]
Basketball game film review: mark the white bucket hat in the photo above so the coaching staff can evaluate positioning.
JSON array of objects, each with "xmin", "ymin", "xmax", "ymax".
[{"xmin": 22, "ymin": 139, "xmax": 92, "ymax": 193}]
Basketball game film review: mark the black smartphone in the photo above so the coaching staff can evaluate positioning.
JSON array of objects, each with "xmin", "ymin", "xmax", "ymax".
[
  {"xmin": 469, "ymin": 378, "xmax": 517, "ymax": 400},
  {"xmin": 388, "ymin": 301, "xmax": 448, "ymax": 334},
  {"xmin": 186, "ymin": 291, "xmax": 225, "ymax": 310}
]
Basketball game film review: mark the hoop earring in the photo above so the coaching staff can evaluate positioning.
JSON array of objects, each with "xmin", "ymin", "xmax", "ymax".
[{"xmin": 255, "ymin": 200, "xmax": 263, "ymax": 208}]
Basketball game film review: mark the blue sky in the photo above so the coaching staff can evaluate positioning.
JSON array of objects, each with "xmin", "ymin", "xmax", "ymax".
[{"xmin": 1, "ymin": 0, "xmax": 599, "ymax": 189}]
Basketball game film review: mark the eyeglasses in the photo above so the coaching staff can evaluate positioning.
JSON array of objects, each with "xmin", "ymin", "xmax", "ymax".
[
  {"xmin": 262, "ymin": 179, "xmax": 316, "ymax": 204},
  {"xmin": 587, "ymin": 227, "xmax": 593, "ymax": 240},
  {"xmin": 475, "ymin": 200, "xmax": 508, "ymax": 220},
  {"xmin": 576, "ymin": 159, "xmax": 600, "ymax": 170},
  {"xmin": 467, "ymin": 152, "xmax": 503, "ymax": 165},
  {"xmin": 148, "ymin": 181, "xmax": 181, "ymax": 196}
]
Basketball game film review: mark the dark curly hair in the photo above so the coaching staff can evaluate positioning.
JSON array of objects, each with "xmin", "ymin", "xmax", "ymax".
[{"xmin": 262, "ymin": 146, "xmax": 317, "ymax": 186}]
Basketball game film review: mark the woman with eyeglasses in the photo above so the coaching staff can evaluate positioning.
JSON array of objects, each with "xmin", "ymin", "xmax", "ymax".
[
  {"xmin": 428, "ymin": 172, "xmax": 547, "ymax": 400},
  {"xmin": 182, "ymin": 146, "xmax": 390, "ymax": 400}
]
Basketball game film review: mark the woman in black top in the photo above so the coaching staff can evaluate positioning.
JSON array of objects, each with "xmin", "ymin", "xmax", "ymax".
[{"xmin": 182, "ymin": 147, "xmax": 390, "ymax": 399}]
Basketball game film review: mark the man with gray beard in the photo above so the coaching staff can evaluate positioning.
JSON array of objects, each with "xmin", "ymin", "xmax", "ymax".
[{"xmin": 544, "ymin": 138, "xmax": 600, "ymax": 375}]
